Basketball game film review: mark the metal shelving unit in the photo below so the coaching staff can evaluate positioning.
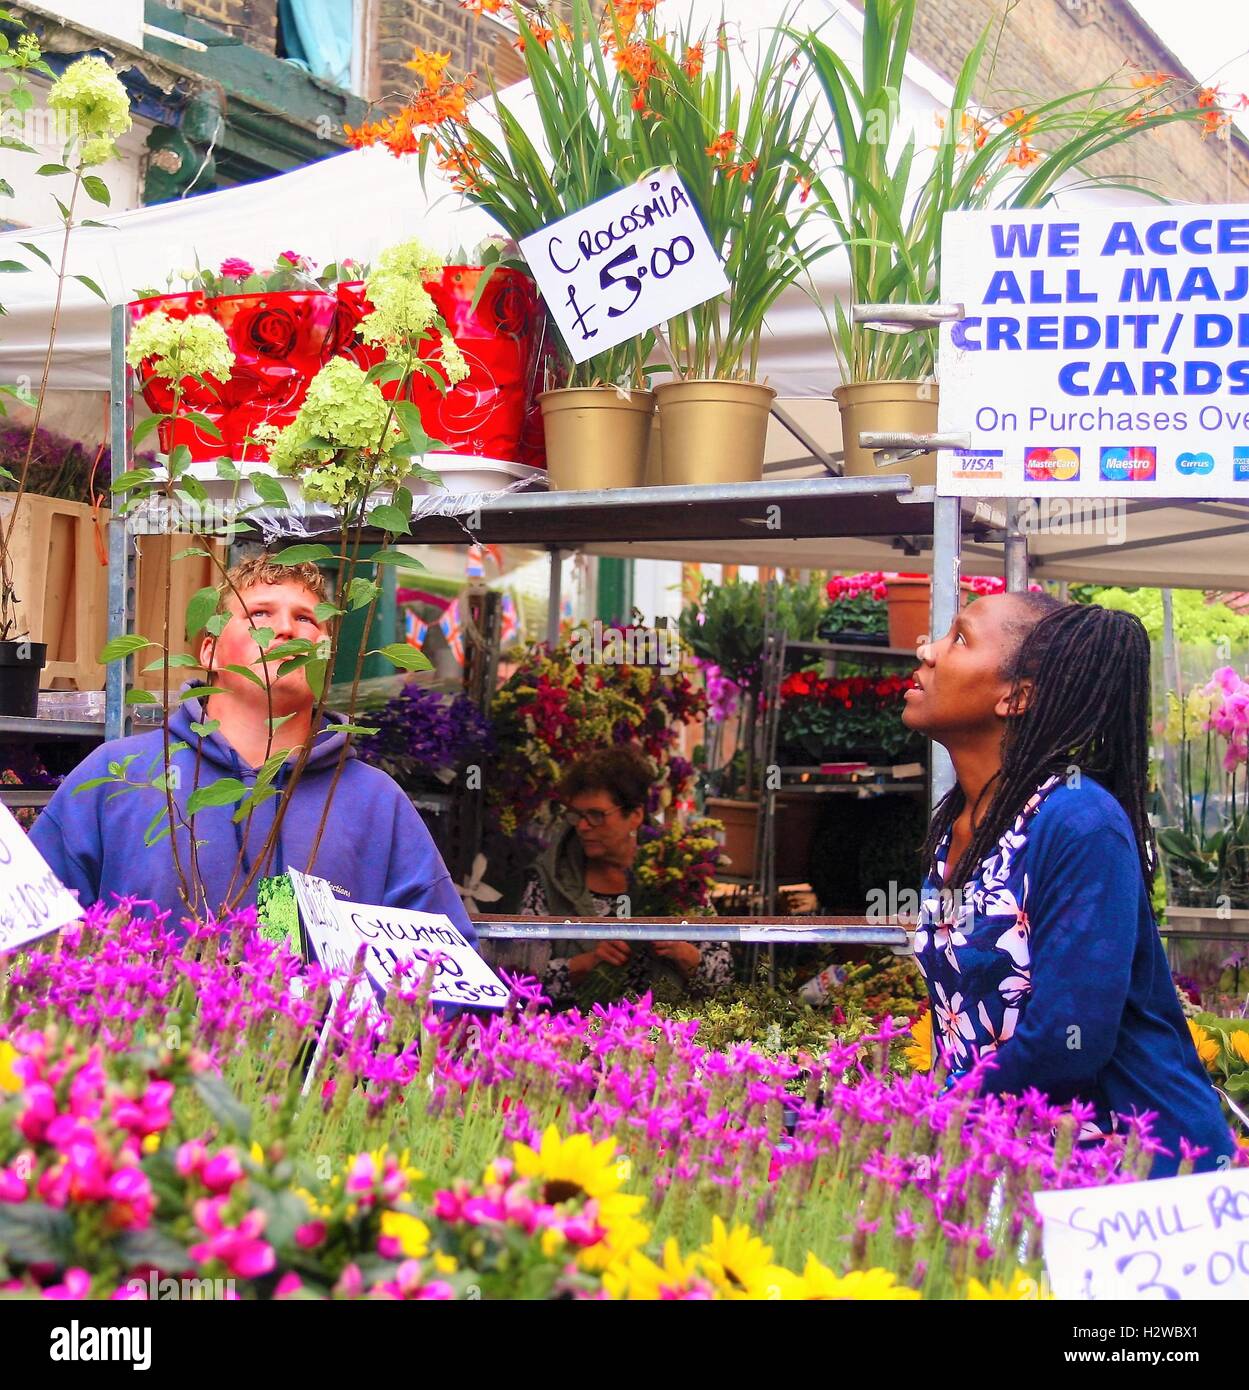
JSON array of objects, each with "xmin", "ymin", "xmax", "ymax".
[{"xmin": 98, "ymin": 304, "xmax": 999, "ymax": 953}]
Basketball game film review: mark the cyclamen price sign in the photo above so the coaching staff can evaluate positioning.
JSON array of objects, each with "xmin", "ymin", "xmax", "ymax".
[
  {"xmin": 0, "ymin": 801, "xmax": 82, "ymax": 954},
  {"xmin": 519, "ymin": 169, "xmax": 730, "ymax": 364},
  {"xmin": 289, "ymin": 870, "xmax": 508, "ymax": 1010},
  {"xmin": 1036, "ymin": 1167, "xmax": 1249, "ymax": 1300}
]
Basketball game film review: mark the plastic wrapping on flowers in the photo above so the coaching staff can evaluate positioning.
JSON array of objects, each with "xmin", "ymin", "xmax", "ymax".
[{"xmin": 0, "ymin": 903, "xmax": 1239, "ymax": 1302}]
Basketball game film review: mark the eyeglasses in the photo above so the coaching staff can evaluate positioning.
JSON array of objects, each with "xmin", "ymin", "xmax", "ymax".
[{"xmin": 562, "ymin": 805, "xmax": 620, "ymax": 829}]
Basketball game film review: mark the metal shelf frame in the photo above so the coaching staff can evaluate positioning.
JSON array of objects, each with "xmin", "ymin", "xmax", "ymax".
[{"xmin": 98, "ymin": 304, "xmax": 1020, "ymax": 950}]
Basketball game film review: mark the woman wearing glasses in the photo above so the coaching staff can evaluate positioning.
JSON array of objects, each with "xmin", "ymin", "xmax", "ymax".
[{"xmin": 509, "ymin": 745, "xmax": 733, "ymax": 1008}]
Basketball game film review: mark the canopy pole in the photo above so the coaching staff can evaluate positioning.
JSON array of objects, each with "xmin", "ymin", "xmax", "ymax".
[
  {"xmin": 106, "ymin": 304, "xmax": 134, "ymax": 743},
  {"xmin": 1004, "ymin": 498, "xmax": 1029, "ymax": 592},
  {"xmin": 545, "ymin": 547, "xmax": 563, "ymax": 648},
  {"xmin": 930, "ymin": 495, "xmax": 960, "ymax": 810}
]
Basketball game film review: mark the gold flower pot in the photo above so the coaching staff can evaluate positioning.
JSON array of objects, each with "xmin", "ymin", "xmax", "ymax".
[
  {"xmin": 655, "ymin": 379, "xmax": 775, "ymax": 485},
  {"xmin": 833, "ymin": 380, "xmax": 939, "ymax": 483},
  {"xmin": 538, "ymin": 387, "xmax": 655, "ymax": 491}
]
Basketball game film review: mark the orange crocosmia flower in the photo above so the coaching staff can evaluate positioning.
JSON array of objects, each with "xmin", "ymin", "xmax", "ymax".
[
  {"xmin": 614, "ymin": 39, "xmax": 659, "ymax": 86},
  {"xmin": 1199, "ymin": 110, "xmax": 1230, "ymax": 138},
  {"xmin": 725, "ymin": 159, "xmax": 758, "ymax": 182},
  {"xmin": 1130, "ymin": 70, "xmax": 1172, "ymax": 89},
  {"xmin": 794, "ymin": 172, "xmax": 812, "ymax": 203},
  {"xmin": 515, "ymin": 25, "xmax": 554, "ymax": 51},
  {"xmin": 1196, "ymin": 86, "xmax": 1221, "ymax": 108},
  {"xmin": 404, "ymin": 47, "xmax": 451, "ymax": 90},
  {"xmin": 1002, "ymin": 107, "xmax": 1037, "ymax": 137},
  {"xmin": 438, "ymin": 147, "xmax": 482, "ymax": 193},
  {"xmin": 681, "ymin": 42, "xmax": 705, "ymax": 79},
  {"xmin": 1005, "ymin": 139, "xmax": 1040, "ymax": 169},
  {"xmin": 705, "ymin": 129, "xmax": 737, "ymax": 162}
]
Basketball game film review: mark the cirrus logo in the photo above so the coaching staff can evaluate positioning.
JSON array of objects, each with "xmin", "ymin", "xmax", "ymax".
[{"xmin": 1175, "ymin": 450, "xmax": 1215, "ymax": 477}]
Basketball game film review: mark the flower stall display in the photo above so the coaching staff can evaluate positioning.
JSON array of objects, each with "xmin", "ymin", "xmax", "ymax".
[
  {"xmin": 349, "ymin": 5, "xmax": 661, "ymax": 489},
  {"xmin": 0, "ymin": 902, "xmax": 1221, "ymax": 1303},
  {"xmin": 777, "ymin": 670, "xmax": 922, "ymax": 767},
  {"xmin": 487, "ymin": 636, "xmax": 706, "ymax": 839},
  {"xmin": 819, "ymin": 572, "xmax": 889, "ymax": 644},
  {"xmin": 1157, "ymin": 666, "xmax": 1249, "ymax": 911}
]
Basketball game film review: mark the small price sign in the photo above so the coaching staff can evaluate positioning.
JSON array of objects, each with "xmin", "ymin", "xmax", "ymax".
[
  {"xmin": 1036, "ymin": 1167, "xmax": 1249, "ymax": 1300},
  {"xmin": 519, "ymin": 168, "xmax": 730, "ymax": 365},
  {"xmin": 289, "ymin": 869, "xmax": 508, "ymax": 1010},
  {"xmin": 0, "ymin": 802, "xmax": 82, "ymax": 954}
]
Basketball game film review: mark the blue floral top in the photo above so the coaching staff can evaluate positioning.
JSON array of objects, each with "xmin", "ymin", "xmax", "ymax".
[{"xmin": 915, "ymin": 774, "xmax": 1234, "ymax": 1178}]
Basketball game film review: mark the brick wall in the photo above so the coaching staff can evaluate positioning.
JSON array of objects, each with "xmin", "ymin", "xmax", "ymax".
[
  {"xmin": 182, "ymin": 0, "xmax": 281, "ymax": 56},
  {"xmin": 904, "ymin": 0, "xmax": 1249, "ymax": 202}
]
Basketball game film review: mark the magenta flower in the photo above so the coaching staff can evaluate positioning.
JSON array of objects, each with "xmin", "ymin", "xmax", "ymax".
[
  {"xmin": 220, "ymin": 257, "xmax": 255, "ymax": 279},
  {"xmin": 295, "ymin": 1221, "xmax": 327, "ymax": 1250},
  {"xmin": 188, "ymin": 1197, "xmax": 275, "ymax": 1280},
  {"xmin": 201, "ymin": 1150, "xmax": 245, "ymax": 1194},
  {"xmin": 43, "ymin": 1268, "xmax": 92, "ymax": 1299}
]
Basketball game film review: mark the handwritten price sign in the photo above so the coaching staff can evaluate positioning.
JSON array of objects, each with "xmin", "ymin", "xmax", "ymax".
[
  {"xmin": 289, "ymin": 869, "xmax": 508, "ymax": 1011},
  {"xmin": 1036, "ymin": 1167, "xmax": 1249, "ymax": 1300},
  {"xmin": 0, "ymin": 801, "xmax": 82, "ymax": 954},
  {"xmin": 519, "ymin": 169, "xmax": 729, "ymax": 364}
]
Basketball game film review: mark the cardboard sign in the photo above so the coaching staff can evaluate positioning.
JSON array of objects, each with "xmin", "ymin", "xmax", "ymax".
[
  {"xmin": 519, "ymin": 169, "xmax": 730, "ymax": 364},
  {"xmin": 1035, "ymin": 1167, "xmax": 1249, "ymax": 1300},
  {"xmin": 939, "ymin": 204, "xmax": 1249, "ymax": 497},
  {"xmin": 288, "ymin": 869, "xmax": 507, "ymax": 1010},
  {"xmin": 0, "ymin": 802, "xmax": 83, "ymax": 953}
]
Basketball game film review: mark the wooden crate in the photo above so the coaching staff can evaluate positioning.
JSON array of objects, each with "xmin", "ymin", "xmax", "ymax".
[
  {"xmin": 134, "ymin": 535, "xmax": 224, "ymax": 692},
  {"xmin": 0, "ymin": 494, "xmax": 224, "ymax": 691},
  {"xmin": 0, "ymin": 494, "xmax": 107, "ymax": 690}
]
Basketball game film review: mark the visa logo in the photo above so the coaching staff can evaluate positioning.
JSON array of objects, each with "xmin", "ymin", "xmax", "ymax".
[{"xmin": 954, "ymin": 449, "xmax": 1004, "ymax": 474}]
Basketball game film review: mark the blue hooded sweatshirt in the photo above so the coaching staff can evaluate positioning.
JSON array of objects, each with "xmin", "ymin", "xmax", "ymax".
[{"xmin": 31, "ymin": 688, "xmax": 476, "ymax": 945}]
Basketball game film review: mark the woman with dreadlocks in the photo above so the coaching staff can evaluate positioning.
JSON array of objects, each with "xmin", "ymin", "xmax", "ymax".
[{"xmin": 902, "ymin": 593, "xmax": 1233, "ymax": 1177}]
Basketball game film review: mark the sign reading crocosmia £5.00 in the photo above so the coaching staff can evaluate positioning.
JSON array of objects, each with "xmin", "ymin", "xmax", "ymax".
[
  {"xmin": 1036, "ymin": 1167, "xmax": 1249, "ymax": 1301},
  {"xmin": 0, "ymin": 802, "xmax": 83, "ymax": 954},
  {"xmin": 518, "ymin": 169, "xmax": 730, "ymax": 365}
]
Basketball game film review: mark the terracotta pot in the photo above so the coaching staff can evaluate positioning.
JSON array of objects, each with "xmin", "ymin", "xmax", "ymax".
[
  {"xmin": 705, "ymin": 795, "xmax": 822, "ymax": 880},
  {"xmin": 883, "ymin": 575, "xmax": 931, "ymax": 653},
  {"xmin": 833, "ymin": 380, "xmax": 938, "ymax": 483},
  {"xmin": 538, "ymin": 388, "xmax": 654, "ymax": 490},
  {"xmin": 654, "ymin": 379, "xmax": 775, "ymax": 484}
]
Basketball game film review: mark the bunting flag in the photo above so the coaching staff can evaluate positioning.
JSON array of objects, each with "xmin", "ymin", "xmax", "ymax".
[
  {"xmin": 466, "ymin": 545, "xmax": 485, "ymax": 578},
  {"xmin": 404, "ymin": 609, "xmax": 428, "ymax": 650},
  {"xmin": 499, "ymin": 592, "xmax": 519, "ymax": 645},
  {"xmin": 440, "ymin": 600, "xmax": 465, "ymax": 665}
]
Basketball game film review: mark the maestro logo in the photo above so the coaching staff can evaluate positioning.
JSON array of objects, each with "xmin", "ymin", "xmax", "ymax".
[
  {"xmin": 1099, "ymin": 446, "xmax": 1156, "ymax": 482},
  {"xmin": 1023, "ymin": 446, "xmax": 1080, "ymax": 482},
  {"xmin": 1233, "ymin": 447, "xmax": 1249, "ymax": 482},
  {"xmin": 1175, "ymin": 450, "xmax": 1215, "ymax": 477}
]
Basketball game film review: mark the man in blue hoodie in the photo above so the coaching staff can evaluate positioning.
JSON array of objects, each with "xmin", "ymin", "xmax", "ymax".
[{"xmin": 32, "ymin": 556, "xmax": 475, "ymax": 944}]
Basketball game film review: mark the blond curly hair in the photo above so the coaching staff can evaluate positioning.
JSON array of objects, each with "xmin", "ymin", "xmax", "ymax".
[{"xmin": 214, "ymin": 554, "xmax": 328, "ymax": 619}]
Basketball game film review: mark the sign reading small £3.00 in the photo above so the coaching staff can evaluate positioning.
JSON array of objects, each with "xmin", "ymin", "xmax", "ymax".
[
  {"xmin": 1035, "ymin": 1166, "xmax": 1249, "ymax": 1300},
  {"xmin": 519, "ymin": 169, "xmax": 730, "ymax": 365},
  {"xmin": 938, "ymin": 204, "xmax": 1249, "ymax": 498},
  {"xmin": 0, "ymin": 801, "xmax": 82, "ymax": 955}
]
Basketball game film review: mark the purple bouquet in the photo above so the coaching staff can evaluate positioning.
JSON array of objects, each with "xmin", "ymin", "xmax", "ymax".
[{"xmin": 356, "ymin": 684, "xmax": 493, "ymax": 790}]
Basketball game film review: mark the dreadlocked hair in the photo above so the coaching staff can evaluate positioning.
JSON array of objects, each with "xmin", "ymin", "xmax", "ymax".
[{"xmin": 922, "ymin": 599, "xmax": 1156, "ymax": 895}]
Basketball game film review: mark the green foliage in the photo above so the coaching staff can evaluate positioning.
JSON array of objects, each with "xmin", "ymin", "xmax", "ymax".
[
  {"xmin": 678, "ymin": 577, "xmax": 825, "ymax": 694},
  {"xmin": 1091, "ymin": 586, "xmax": 1249, "ymax": 646}
]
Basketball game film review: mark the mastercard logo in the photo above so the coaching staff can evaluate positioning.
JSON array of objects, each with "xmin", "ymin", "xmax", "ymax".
[
  {"xmin": 1024, "ymin": 446, "xmax": 1081, "ymax": 482},
  {"xmin": 1099, "ymin": 446, "xmax": 1156, "ymax": 482}
]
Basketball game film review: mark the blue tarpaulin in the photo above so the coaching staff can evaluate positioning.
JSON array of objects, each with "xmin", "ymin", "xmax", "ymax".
[{"xmin": 279, "ymin": 0, "xmax": 353, "ymax": 90}]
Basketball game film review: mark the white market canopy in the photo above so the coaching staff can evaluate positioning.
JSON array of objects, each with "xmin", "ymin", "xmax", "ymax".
[{"xmin": 0, "ymin": 0, "xmax": 1241, "ymax": 588}]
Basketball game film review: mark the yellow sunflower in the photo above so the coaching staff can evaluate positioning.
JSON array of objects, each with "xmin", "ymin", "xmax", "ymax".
[
  {"xmin": 967, "ymin": 1269, "xmax": 1051, "ymax": 1300},
  {"xmin": 903, "ymin": 1012, "xmax": 933, "ymax": 1072},
  {"xmin": 1188, "ymin": 1019, "xmax": 1220, "ymax": 1071},
  {"xmin": 801, "ymin": 1254, "xmax": 920, "ymax": 1300},
  {"xmin": 699, "ymin": 1217, "xmax": 777, "ymax": 1298},
  {"xmin": 513, "ymin": 1126, "xmax": 625, "ymax": 1205},
  {"xmin": 603, "ymin": 1238, "xmax": 711, "ymax": 1300},
  {"xmin": 1228, "ymin": 1029, "xmax": 1249, "ymax": 1066}
]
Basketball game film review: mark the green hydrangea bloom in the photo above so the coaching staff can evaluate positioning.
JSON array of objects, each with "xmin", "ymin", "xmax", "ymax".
[
  {"xmin": 48, "ymin": 56, "xmax": 132, "ymax": 140},
  {"xmin": 374, "ymin": 238, "xmax": 444, "ymax": 283},
  {"xmin": 125, "ymin": 311, "xmax": 234, "ymax": 383},
  {"xmin": 267, "ymin": 358, "xmax": 408, "ymax": 508},
  {"xmin": 358, "ymin": 274, "xmax": 440, "ymax": 349},
  {"xmin": 79, "ymin": 136, "xmax": 117, "ymax": 168}
]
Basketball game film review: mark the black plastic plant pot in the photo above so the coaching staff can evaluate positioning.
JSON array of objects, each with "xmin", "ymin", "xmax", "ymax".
[{"xmin": 0, "ymin": 640, "xmax": 47, "ymax": 718}]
